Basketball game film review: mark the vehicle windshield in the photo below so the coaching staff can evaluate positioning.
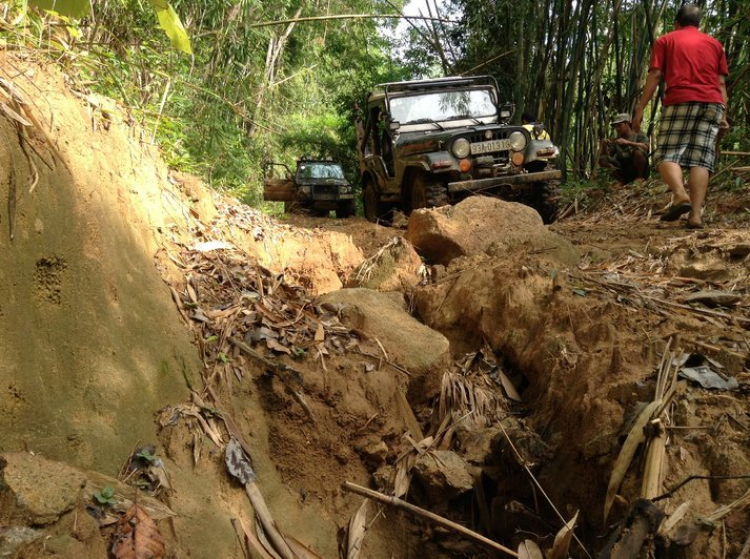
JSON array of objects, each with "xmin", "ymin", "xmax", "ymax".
[
  {"xmin": 389, "ymin": 89, "xmax": 497, "ymax": 124},
  {"xmin": 297, "ymin": 163, "xmax": 345, "ymax": 180}
]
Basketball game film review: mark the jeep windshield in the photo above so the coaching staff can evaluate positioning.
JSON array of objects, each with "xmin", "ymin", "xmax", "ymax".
[
  {"xmin": 297, "ymin": 162, "xmax": 346, "ymax": 180},
  {"xmin": 389, "ymin": 89, "xmax": 497, "ymax": 125}
]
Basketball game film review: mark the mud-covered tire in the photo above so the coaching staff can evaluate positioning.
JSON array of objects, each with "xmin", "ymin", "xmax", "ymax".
[
  {"xmin": 407, "ymin": 172, "xmax": 449, "ymax": 213},
  {"xmin": 363, "ymin": 180, "xmax": 379, "ymax": 223},
  {"xmin": 363, "ymin": 179, "xmax": 394, "ymax": 223},
  {"xmin": 534, "ymin": 180, "xmax": 561, "ymax": 224},
  {"xmin": 336, "ymin": 199, "xmax": 356, "ymax": 219}
]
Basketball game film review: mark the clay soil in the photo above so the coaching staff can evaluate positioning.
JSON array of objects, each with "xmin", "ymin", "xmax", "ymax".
[{"xmin": 1, "ymin": 56, "xmax": 749, "ymax": 559}]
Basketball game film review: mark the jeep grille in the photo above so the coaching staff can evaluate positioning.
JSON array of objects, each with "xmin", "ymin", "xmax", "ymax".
[{"xmin": 313, "ymin": 184, "xmax": 340, "ymax": 200}]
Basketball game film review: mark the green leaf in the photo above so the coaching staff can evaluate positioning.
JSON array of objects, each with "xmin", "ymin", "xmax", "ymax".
[
  {"xmin": 149, "ymin": 0, "xmax": 192, "ymax": 55},
  {"xmin": 218, "ymin": 352, "xmax": 230, "ymax": 364},
  {"xmin": 29, "ymin": 0, "xmax": 91, "ymax": 19}
]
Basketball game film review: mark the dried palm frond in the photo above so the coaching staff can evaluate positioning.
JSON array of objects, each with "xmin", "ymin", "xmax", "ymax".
[
  {"xmin": 354, "ymin": 236, "xmax": 408, "ymax": 283},
  {"xmin": 438, "ymin": 370, "xmax": 507, "ymax": 428}
]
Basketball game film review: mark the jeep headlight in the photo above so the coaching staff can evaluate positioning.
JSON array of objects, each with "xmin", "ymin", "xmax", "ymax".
[
  {"xmin": 339, "ymin": 185, "xmax": 351, "ymax": 193},
  {"xmin": 299, "ymin": 186, "xmax": 311, "ymax": 195},
  {"xmin": 452, "ymin": 138, "xmax": 471, "ymax": 159},
  {"xmin": 509, "ymin": 131, "xmax": 527, "ymax": 151}
]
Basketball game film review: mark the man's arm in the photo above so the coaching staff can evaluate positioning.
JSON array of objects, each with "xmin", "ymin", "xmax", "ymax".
[
  {"xmin": 614, "ymin": 136, "xmax": 649, "ymax": 151},
  {"xmin": 718, "ymin": 74, "xmax": 729, "ymax": 130},
  {"xmin": 632, "ymin": 68, "xmax": 663, "ymax": 132}
]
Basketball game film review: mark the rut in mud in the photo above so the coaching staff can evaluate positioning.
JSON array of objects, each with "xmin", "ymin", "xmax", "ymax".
[{"xmin": 1, "ymin": 57, "xmax": 749, "ymax": 559}]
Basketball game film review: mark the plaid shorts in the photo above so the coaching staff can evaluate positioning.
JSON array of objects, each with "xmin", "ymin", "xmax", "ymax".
[{"xmin": 654, "ymin": 103, "xmax": 724, "ymax": 172}]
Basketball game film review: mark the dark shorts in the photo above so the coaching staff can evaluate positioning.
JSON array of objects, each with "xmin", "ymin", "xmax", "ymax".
[{"xmin": 654, "ymin": 103, "xmax": 724, "ymax": 172}]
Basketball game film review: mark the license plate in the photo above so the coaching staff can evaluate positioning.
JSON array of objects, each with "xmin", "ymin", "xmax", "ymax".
[{"xmin": 470, "ymin": 139, "xmax": 511, "ymax": 155}]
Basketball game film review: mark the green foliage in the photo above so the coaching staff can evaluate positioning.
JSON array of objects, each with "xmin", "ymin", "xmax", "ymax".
[
  {"xmin": 93, "ymin": 486, "xmax": 117, "ymax": 506},
  {"xmin": 29, "ymin": 0, "xmax": 91, "ymax": 18},
  {"xmin": 149, "ymin": 0, "xmax": 192, "ymax": 54}
]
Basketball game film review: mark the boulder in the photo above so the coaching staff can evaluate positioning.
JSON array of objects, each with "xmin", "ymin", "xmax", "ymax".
[
  {"xmin": 317, "ymin": 288, "xmax": 449, "ymax": 376},
  {"xmin": 316, "ymin": 288, "xmax": 450, "ymax": 400},
  {"xmin": 405, "ymin": 196, "xmax": 578, "ymax": 267},
  {"xmin": 413, "ymin": 450, "xmax": 474, "ymax": 502},
  {"xmin": 347, "ymin": 237, "xmax": 423, "ymax": 292}
]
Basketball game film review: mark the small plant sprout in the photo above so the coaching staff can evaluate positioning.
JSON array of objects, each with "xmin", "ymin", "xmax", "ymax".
[{"xmin": 93, "ymin": 486, "xmax": 117, "ymax": 506}]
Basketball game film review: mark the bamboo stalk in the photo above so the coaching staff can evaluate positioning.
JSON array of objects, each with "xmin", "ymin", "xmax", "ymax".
[
  {"xmin": 641, "ymin": 419, "xmax": 666, "ymax": 499},
  {"xmin": 244, "ymin": 482, "xmax": 296, "ymax": 559},
  {"xmin": 342, "ymin": 482, "xmax": 518, "ymax": 557}
]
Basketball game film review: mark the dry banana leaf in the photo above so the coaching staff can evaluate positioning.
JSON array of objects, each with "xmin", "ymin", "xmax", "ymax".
[
  {"xmin": 604, "ymin": 400, "xmax": 661, "ymax": 521},
  {"xmin": 347, "ymin": 499, "xmax": 369, "ymax": 559},
  {"xmin": 547, "ymin": 510, "xmax": 578, "ymax": 559},
  {"xmin": 111, "ymin": 504, "xmax": 165, "ymax": 559},
  {"xmin": 517, "ymin": 539, "xmax": 543, "ymax": 559}
]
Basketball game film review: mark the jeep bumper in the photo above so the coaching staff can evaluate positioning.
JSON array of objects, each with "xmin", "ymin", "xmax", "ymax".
[{"xmin": 447, "ymin": 169, "xmax": 561, "ymax": 193}]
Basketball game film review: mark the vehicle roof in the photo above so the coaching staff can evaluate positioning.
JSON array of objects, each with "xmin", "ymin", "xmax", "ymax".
[{"xmin": 372, "ymin": 75, "xmax": 496, "ymax": 94}]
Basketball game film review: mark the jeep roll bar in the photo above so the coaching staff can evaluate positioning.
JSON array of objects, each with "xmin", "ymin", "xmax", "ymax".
[{"xmin": 373, "ymin": 75, "xmax": 500, "ymax": 97}]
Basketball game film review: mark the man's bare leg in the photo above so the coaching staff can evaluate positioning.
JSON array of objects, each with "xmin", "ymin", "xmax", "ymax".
[
  {"xmin": 686, "ymin": 166, "xmax": 709, "ymax": 226},
  {"xmin": 658, "ymin": 161, "xmax": 690, "ymax": 204}
]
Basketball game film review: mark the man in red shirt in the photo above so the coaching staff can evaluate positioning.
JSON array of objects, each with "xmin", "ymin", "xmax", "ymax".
[{"xmin": 633, "ymin": 3, "xmax": 729, "ymax": 229}]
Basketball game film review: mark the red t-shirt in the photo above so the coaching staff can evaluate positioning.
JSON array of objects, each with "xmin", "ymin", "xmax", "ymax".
[{"xmin": 650, "ymin": 26, "xmax": 728, "ymax": 106}]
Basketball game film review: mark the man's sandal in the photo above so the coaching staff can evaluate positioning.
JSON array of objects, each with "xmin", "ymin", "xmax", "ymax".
[{"xmin": 660, "ymin": 201, "xmax": 691, "ymax": 222}]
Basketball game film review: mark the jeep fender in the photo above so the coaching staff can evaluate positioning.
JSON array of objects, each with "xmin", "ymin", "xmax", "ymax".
[{"xmin": 401, "ymin": 152, "xmax": 459, "ymax": 174}]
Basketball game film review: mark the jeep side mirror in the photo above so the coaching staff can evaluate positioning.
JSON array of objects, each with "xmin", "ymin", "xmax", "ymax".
[{"xmin": 388, "ymin": 121, "xmax": 401, "ymax": 133}]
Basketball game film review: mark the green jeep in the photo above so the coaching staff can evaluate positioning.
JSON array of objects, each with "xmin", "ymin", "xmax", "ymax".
[
  {"xmin": 355, "ymin": 76, "xmax": 561, "ymax": 223},
  {"xmin": 263, "ymin": 158, "xmax": 355, "ymax": 218}
]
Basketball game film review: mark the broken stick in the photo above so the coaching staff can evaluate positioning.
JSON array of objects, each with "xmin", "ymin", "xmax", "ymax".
[{"xmin": 342, "ymin": 481, "xmax": 518, "ymax": 557}]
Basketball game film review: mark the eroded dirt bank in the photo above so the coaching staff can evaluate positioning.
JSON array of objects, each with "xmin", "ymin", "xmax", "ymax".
[{"xmin": 1, "ymin": 56, "xmax": 749, "ymax": 559}]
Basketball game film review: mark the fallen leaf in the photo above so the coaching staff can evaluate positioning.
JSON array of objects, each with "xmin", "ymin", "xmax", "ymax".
[
  {"xmin": 547, "ymin": 510, "xmax": 578, "ymax": 559},
  {"xmin": 111, "ymin": 505, "xmax": 165, "ymax": 559},
  {"xmin": 517, "ymin": 539, "xmax": 544, "ymax": 559},
  {"xmin": 346, "ymin": 499, "xmax": 369, "ymax": 559},
  {"xmin": 604, "ymin": 400, "xmax": 661, "ymax": 521}
]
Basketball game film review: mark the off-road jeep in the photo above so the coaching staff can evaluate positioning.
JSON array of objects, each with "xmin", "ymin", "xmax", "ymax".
[
  {"xmin": 355, "ymin": 76, "xmax": 561, "ymax": 223},
  {"xmin": 263, "ymin": 158, "xmax": 355, "ymax": 218}
]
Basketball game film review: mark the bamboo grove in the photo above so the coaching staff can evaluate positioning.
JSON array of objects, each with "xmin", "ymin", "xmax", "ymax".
[{"xmin": 1, "ymin": 0, "xmax": 748, "ymax": 195}]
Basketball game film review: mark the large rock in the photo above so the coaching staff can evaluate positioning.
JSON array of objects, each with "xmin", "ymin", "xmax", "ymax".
[
  {"xmin": 413, "ymin": 450, "xmax": 474, "ymax": 503},
  {"xmin": 347, "ymin": 237, "xmax": 423, "ymax": 292},
  {"xmin": 316, "ymin": 289, "xmax": 450, "ymax": 398},
  {"xmin": 405, "ymin": 196, "xmax": 578, "ymax": 267},
  {"xmin": 0, "ymin": 453, "xmax": 85, "ymax": 525}
]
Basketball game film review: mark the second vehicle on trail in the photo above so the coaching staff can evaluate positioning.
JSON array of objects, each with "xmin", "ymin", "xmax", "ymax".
[
  {"xmin": 355, "ymin": 76, "xmax": 562, "ymax": 223},
  {"xmin": 263, "ymin": 158, "xmax": 356, "ymax": 218}
]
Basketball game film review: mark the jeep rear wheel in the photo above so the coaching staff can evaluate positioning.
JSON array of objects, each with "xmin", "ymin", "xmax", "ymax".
[
  {"xmin": 534, "ymin": 180, "xmax": 561, "ymax": 224},
  {"xmin": 407, "ymin": 172, "xmax": 449, "ymax": 213}
]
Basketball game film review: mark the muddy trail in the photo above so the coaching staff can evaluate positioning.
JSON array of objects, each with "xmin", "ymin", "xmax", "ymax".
[{"xmin": 1, "ymin": 58, "xmax": 749, "ymax": 559}]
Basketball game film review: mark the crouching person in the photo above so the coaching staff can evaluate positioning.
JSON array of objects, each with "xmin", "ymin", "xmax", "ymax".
[{"xmin": 598, "ymin": 113, "xmax": 650, "ymax": 184}]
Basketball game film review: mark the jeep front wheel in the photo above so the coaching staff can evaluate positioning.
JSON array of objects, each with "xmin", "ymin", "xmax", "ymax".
[
  {"xmin": 363, "ymin": 180, "xmax": 380, "ymax": 223},
  {"xmin": 408, "ymin": 172, "xmax": 449, "ymax": 213},
  {"xmin": 534, "ymin": 180, "xmax": 561, "ymax": 224}
]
